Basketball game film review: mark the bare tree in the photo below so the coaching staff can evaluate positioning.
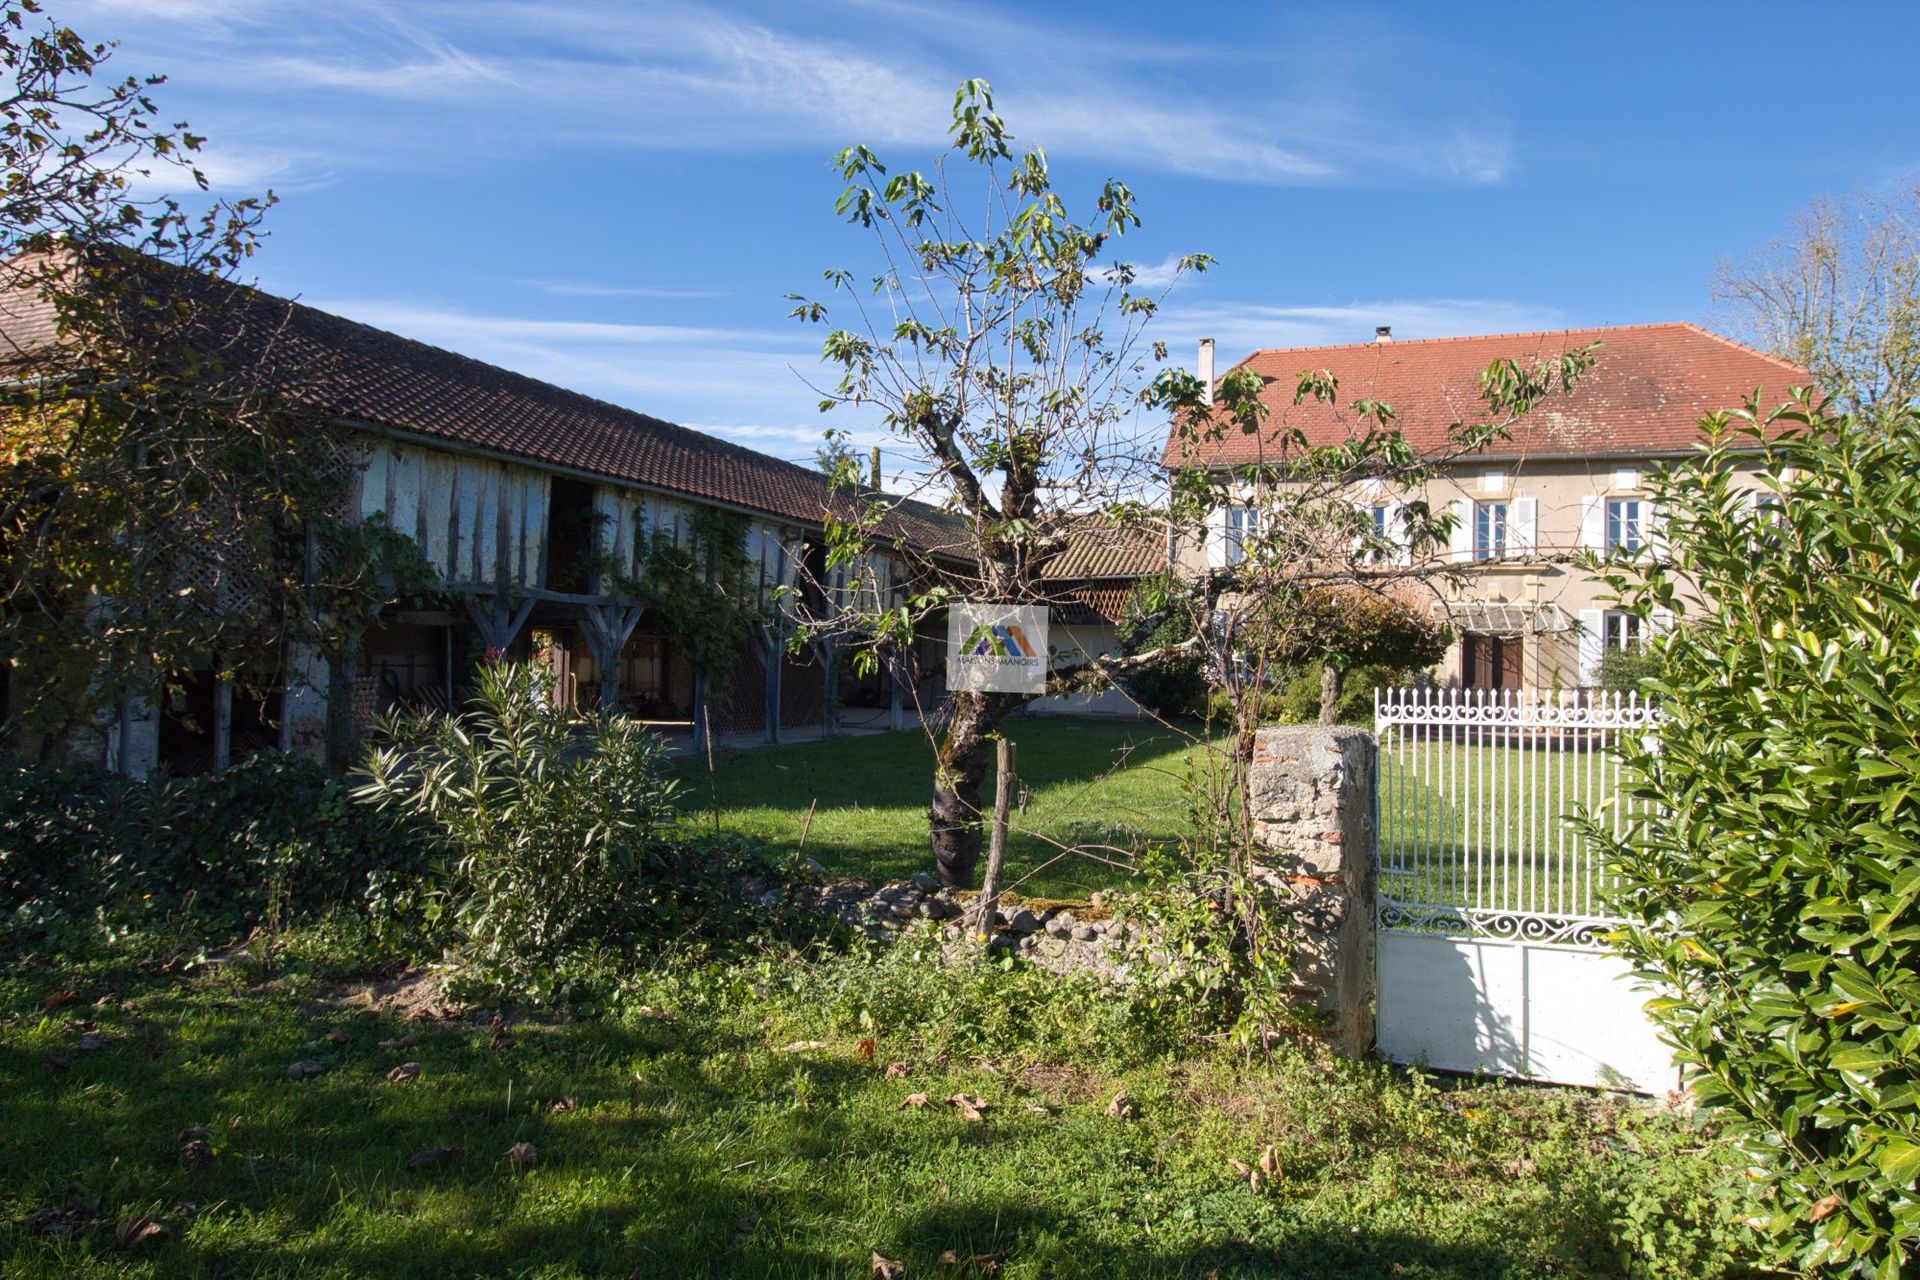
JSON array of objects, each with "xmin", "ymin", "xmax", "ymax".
[{"xmin": 1711, "ymin": 186, "xmax": 1920, "ymax": 413}]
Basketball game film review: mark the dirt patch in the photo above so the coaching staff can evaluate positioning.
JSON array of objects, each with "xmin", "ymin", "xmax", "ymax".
[
  {"xmin": 327, "ymin": 970, "xmax": 467, "ymax": 1022},
  {"xmin": 1013, "ymin": 1062, "xmax": 1102, "ymax": 1103}
]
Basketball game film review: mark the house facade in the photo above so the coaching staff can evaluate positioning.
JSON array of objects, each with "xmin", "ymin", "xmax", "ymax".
[{"xmin": 1167, "ymin": 323, "xmax": 1810, "ymax": 693}]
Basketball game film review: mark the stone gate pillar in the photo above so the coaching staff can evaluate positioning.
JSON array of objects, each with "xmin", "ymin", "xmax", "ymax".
[{"xmin": 1248, "ymin": 725, "xmax": 1378, "ymax": 1057}]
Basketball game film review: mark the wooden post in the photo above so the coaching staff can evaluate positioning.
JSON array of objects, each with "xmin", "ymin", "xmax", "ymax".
[
  {"xmin": 211, "ymin": 669, "xmax": 233, "ymax": 774},
  {"xmin": 973, "ymin": 738, "xmax": 1016, "ymax": 939}
]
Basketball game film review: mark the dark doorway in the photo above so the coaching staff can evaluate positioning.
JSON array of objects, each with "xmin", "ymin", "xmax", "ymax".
[
  {"xmin": 1462, "ymin": 633, "xmax": 1524, "ymax": 692},
  {"xmin": 545, "ymin": 476, "xmax": 598, "ymax": 595}
]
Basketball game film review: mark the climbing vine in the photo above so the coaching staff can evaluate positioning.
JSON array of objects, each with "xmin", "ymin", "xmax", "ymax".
[{"xmin": 602, "ymin": 508, "xmax": 761, "ymax": 691}]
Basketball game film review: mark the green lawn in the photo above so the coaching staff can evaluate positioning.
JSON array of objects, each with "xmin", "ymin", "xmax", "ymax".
[
  {"xmin": 1378, "ymin": 742, "xmax": 1646, "ymax": 920},
  {"xmin": 675, "ymin": 719, "xmax": 1215, "ymax": 898},
  {"xmin": 0, "ymin": 943, "xmax": 1752, "ymax": 1278}
]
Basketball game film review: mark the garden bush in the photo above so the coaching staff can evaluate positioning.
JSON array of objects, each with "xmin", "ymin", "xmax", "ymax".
[
  {"xmin": 1, "ymin": 751, "xmax": 420, "ymax": 948},
  {"xmin": 357, "ymin": 659, "xmax": 796, "ymax": 1003},
  {"xmin": 1591, "ymin": 397, "xmax": 1920, "ymax": 1276}
]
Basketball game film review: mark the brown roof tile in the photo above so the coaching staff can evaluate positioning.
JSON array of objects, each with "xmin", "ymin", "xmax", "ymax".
[
  {"xmin": 0, "ymin": 257, "xmax": 966, "ymax": 558},
  {"xmin": 1166, "ymin": 322, "xmax": 1811, "ymax": 469}
]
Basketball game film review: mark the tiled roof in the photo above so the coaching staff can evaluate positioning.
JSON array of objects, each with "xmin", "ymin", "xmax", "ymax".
[
  {"xmin": 1040, "ymin": 518, "xmax": 1167, "ymax": 581},
  {"xmin": 0, "ymin": 257, "xmax": 966, "ymax": 558},
  {"xmin": 1165, "ymin": 323, "xmax": 1812, "ymax": 469}
]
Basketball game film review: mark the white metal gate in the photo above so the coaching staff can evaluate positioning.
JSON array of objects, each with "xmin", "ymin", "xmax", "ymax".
[{"xmin": 1373, "ymin": 688, "xmax": 1678, "ymax": 1093}]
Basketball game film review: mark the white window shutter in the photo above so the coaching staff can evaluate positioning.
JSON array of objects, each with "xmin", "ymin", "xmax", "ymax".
[
  {"xmin": 1450, "ymin": 497, "xmax": 1474, "ymax": 562},
  {"xmin": 1580, "ymin": 495, "xmax": 1604, "ymax": 551},
  {"xmin": 1511, "ymin": 496, "xmax": 1538, "ymax": 558},
  {"xmin": 1578, "ymin": 608, "xmax": 1605, "ymax": 685},
  {"xmin": 1351, "ymin": 498, "xmax": 1370, "ymax": 561},
  {"xmin": 1646, "ymin": 502, "xmax": 1666, "ymax": 558},
  {"xmin": 1204, "ymin": 505, "xmax": 1228, "ymax": 569},
  {"xmin": 1650, "ymin": 606, "xmax": 1674, "ymax": 634}
]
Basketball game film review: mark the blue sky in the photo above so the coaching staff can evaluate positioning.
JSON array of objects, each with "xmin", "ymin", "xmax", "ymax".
[{"xmin": 70, "ymin": 0, "xmax": 1920, "ymax": 481}]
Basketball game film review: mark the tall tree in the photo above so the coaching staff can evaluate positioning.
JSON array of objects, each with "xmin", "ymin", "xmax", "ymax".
[
  {"xmin": 0, "ymin": 0, "xmax": 374, "ymax": 761},
  {"xmin": 1711, "ymin": 186, "xmax": 1920, "ymax": 414}
]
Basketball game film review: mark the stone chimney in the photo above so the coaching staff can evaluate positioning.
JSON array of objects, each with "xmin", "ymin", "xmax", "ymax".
[
  {"xmin": 1374, "ymin": 326, "xmax": 1393, "ymax": 344},
  {"xmin": 1198, "ymin": 337, "xmax": 1216, "ymax": 405}
]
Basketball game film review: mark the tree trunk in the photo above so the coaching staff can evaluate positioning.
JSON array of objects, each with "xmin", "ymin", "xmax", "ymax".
[
  {"xmin": 929, "ymin": 690, "xmax": 1009, "ymax": 887},
  {"xmin": 1318, "ymin": 662, "xmax": 1342, "ymax": 726}
]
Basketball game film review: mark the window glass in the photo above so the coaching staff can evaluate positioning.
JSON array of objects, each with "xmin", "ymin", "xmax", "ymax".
[
  {"xmin": 1225, "ymin": 505, "xmax": 1258, "ymax": 565},
  {"xmin": 1474, "ymin": 500, "xmax": 1508, "ymax": 561},
  {"xmin": 1606, "ymin": 497, "xmax": 1643, "ymax": 554}
]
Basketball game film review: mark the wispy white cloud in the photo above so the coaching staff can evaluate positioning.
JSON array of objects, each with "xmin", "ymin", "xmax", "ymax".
[
  {"xmin": 1154, "ymin": 298, "xmax": 1573, "ymax": 366},
  {"xmin": 67, "ymin": 0, "xmax": 1517, "ymax": 190}
]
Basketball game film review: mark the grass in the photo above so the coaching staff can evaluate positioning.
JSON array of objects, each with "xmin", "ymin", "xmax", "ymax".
[
  {"xmin": 672, "ymin": 718, "xmax": 1215, "ymax": 898},
  {"xmin": 0, "ymin": 936, "xmax": 1754, "ymax": 1279},
  {"xmin": 1379, "ymin": 741, "xmax": 1647, "ymax": 919}
]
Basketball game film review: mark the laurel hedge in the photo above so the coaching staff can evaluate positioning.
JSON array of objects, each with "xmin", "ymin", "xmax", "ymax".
[{"xmin": 1592, "ymin": 397, "xmax": 1920, "ymax": 1277}]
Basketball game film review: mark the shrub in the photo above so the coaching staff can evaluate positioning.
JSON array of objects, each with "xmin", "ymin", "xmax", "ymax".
[
  {"xmin": 357, "ymin": 660, "xmax": 789, "ymax": 1001},
  {"xmin": 0, "ymin": 752, "xmax": 419, "ymax": 948},
  {"xmin": 1594, "ymin": 643, "xmax": 1662, "ymax": 695},
  {"xmin": 1116, "ymin": 573, "xmax": 1209, "ymax": 718},
  {"xmin": 1591, "ymin": 398, "xmax": 1920, "ymax": 1275}
]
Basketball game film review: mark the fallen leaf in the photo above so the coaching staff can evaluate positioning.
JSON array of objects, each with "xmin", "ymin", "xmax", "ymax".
[
  {"xmin": 1258, "ymin": 1145, "xmax": 1280, "ymax": 1177},
  {"xmin": 1227, "ymin": 1158, "xmax": 1253, "ymax": 1178},
  {"xmin": 870, "ymin": 1251, "xmax": 906, "ymax": 1278},
  {"xmin": 175, "ymin": 1201, "xmax": 201, "ymax": 1219},
  {"xmin": 504, "ymin": 1142, "xmax": 537, "ymax": 1168},
  {"xmin": 775, "ymin": 1040, "xmax": 829, "ymax": 1054},
  {"xmin": 938, "ymin": 1250, "xmax": 960, "ymax": 1267},
  {"xmin": 1024, "ymin": 1104, "xmax": 1050, "ymax": 1115},
  {"xmin": 28, "ymin": 1197, "xmax": 99, "ymax": 1239},
  {"xmin": 286, "ymin": 1059, "xmax": 326, "ymax": 1080},
  {"xmin": 228, "ymin": 1115, "xmax": 243, "ymax": 1131},
  {"xmin": 1503, "ymin": 1156, "xmax": 1536, "ymax": 1178},
  {"xmin": 42, "ymin": 988, "xmax": 77, "ymax": 1011},
  {"xmin": 884, "ymin": 1061, "xmax": 911, "ymax": 1079},
  {"xmin": 550, "ymin": 1096, "xmax": 579, "ymax": 1113},
  {"xmin": 44, "ymin": 1052, "xmax": 71, "ymax": 1071},
  {"xmin": 114, "ymin": 1215, "xmax": 167, "ymax": 1249},
  {"xmin": 378, "ymin": 1034, "xmax": 418, "ymax": 1051},
  {"xmin": 324, "ymin": 1029, "xmax": 351, "ymax": 1045},
  {"xmin": 386, "ymin": 1062, "xmax": 421, "ymax": 1083},
  {"xmin": 1104, "ymin": 1091, "xmax": 1135, "ymax": 1120},
  {"xmin": 934, "ymin": 1178, "xmax": 950, "ymax": 1201},
  {"xmin": 78, "ymin": 1033, "xmax": 106, "ymax": 1052},
  {"xmin": 947, "ymin": 1093, "xmax": 988, "ymax": 1123},
  {"xmin": 179, "ymin": 1140, "xmax": 215, "ymax": 1169},
  {"xmin": 856, "ymin": 1036, "xmax": 876, "ymax": 1063},
  {"xmin": 901, "ymin": 1092, "xmax": 931, "ymax": 1109},
  {"xmin": 1809, "ymin": 1194, "xmax": 1843, "ymax": 1223},
  {"xmin": 404, "ymin": 1146, "xmax": 463, "ymax": 1170}
]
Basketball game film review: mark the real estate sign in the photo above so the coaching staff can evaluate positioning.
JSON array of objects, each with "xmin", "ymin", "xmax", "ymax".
[{"xmin": 946, "ymin": 603, "xmax": 1048, "ymax": 695}]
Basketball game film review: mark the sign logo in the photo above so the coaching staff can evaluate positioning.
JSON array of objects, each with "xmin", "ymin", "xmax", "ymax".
[{"xmin": 947, "ymin": 603, "xmax": 1049, "ymax": 694}]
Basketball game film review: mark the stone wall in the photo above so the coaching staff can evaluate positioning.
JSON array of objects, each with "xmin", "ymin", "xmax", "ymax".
[{"xmin": 1247, "ymin": 724, "xmax": 1378, "ymax": 1056}]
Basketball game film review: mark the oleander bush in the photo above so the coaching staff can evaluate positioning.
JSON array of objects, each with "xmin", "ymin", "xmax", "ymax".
[
  {"xmin": 1591, "ymin": 395, "xmax": 1920, "ymax": 1276},
  {"xmin": 357, "ymin": 659, "xmax": 795, "ymax": 1003}
]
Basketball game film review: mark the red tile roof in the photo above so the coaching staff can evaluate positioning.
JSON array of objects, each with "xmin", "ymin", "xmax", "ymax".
[
  {"xmin": 1165, "ymin": 322, "xmax": 1811, "ymax": 469},
  {"xmin": 0, "ymin": 256, "xmax": 966, "ymax": 558}
]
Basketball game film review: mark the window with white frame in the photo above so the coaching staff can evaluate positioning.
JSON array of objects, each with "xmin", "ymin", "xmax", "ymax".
[
  {"xmin": 1473, "ymin": 500, "xmax": 1508, "ymax": 561},
  {"xmin": 1225, "ymin": 505, "xmax": 1259, "ymax": 565},
  {"xmin": 1605, "ymin": 497, "xmax": 1644, "ymax": 555},
  {"xmin": 1603, "ymin": 610, "xmax": 1642, "ymax": 651}
]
